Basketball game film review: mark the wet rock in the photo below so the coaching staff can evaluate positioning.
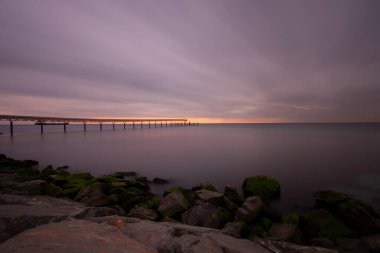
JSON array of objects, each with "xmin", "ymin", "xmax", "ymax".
[
  {"xmin": 269, "ymin": 223, "xmax": 302, "ymax": 243},
  {"xmin": 362, "ymin": 234, "xmax": 380, "ymax": 252},
  {"xmin": 224, "ymin": 185, "xmax": 244, "ymax": 206},
  {"xmin": 300, "ymin": 209, "xmax": 355, "ymax": 241},
  {"xmin": 158, "ymin": 191, "xmax": 189, "ymax": 217},
  {"xmin": 253, "ymin": 238, "xmax": 339, "ymax": 253},
  {"xmin": 192, "ymin": 181, "xmax": 218, "ymax": 192},
  {"xmin": 222, "ymin": 221, "xmax": 245, "ymax": 238},
  {"xmin": 11, "ymin": 179, "xmax": 47, "ymax": 195},
  {"xmin": 310, "ymin": 237, "xmax": 335, "ymax": 248},
  {"xmin": 0, "ymin": 219, "xmax": 158, "ymax": 253},
  {"xmin": 74, "ymin": 182, "xmax": 114, "ymax": 207},
  {"xmin": 152, "ymin": 177, "xmax": 169, "ymax": 184},
  {"xmin": 0, "ymin": 194, "xmax": 85, "ymax": 242},
  {"xmin": 128, "ymin": 206, "xmax": 159, "ymax": 221},
  {"xmin": 242, "ymin": 175, "xmax": 280, "ymax": 200},
  {"xmin": 235, "ymin": 196, "xmax": 264, "ymax": 223},
  {"xmin": 182, "ymin": 201, "xmax": 225, "ymax": 229},
  {"xmin": 195, "ymin": 188, "xmax": 224, "ymax": 205}
]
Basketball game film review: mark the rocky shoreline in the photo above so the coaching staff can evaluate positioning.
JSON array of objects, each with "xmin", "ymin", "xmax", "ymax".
[{"xmin": 0, "ymin": 154, "xmax": 379, "ymax": 252}]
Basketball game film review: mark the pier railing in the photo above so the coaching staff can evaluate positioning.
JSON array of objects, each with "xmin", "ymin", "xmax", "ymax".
[{"xmin": 0, "ymin": 115, "xmax": 198, "ymax": 135}]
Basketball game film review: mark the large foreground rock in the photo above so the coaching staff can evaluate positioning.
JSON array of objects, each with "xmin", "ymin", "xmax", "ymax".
[
  {"xmin": 100, "ymin": 216, "xmax": 271, "ymax": 253},
  {"xmin": 0, "ymin": 219, "xmax": 157, "ymax": 253},
  {"xmin": 0, "ymin": 194, "xmax": 85, "ymax": 242}
]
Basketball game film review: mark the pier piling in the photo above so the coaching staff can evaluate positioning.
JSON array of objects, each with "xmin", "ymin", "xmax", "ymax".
[
  {"xmin": 10, "ymin": 121, "xmax": 13, "ymax": 135},
  {"xmin": 84, "ymin": 123, "xmax": 86, "ymax": 131}
]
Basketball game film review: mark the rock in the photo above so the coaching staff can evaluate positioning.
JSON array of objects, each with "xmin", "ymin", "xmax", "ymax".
[
  {"xmin": 362, "ymin": 234, "xmax": 380, "ymax": 252},
  {"xmin": 39, "ymin": 165, "xmax": 56, "ymax": 179},
  {"xmin": 235, "ymin": 196, "xmax": 264, "ymax": 223},
  {"xmin": 224, "ymin": 185, "xmax": 244, "ymax": 206},
  {"xmin": 128, "ymin": 206, "xmax": 159, "ymax": 221},
  {"xmin": 336, "ymin": 237, "xmax": 368, "ymax": 253},
  {"xmin": 158, "ymin": 191, "xmax": 189, "ymax": 217},
  {"xmin": 110, "ymin": 186, "xmax": 152, "ymax": 212},
  {"xmin": 182, "ymin": 201, "xmax": 226, "ymax": 229},
  {"xmin": 300, "ymin": 209, "xmax": 355, "ymax": 241},
  {"xmin": 74, "ymin": 206, "xmax": 123, "ymax": 219},
  {"xmin": 242, "ymin": 175, "xmax": 280, "ymax": 200},
  {"xmin": 0, "ymin": 219, "xmax": 158, "ymax": 253},
  {"xmin": 313, "ymin": 190, "xmax": 379, "ymax": 235},
  {"xmin": 0, "ymin": 194, "xmax": 85, "ymax": 242},
  {"xmin": 195, "ymin": 189, "xmax": 224, "ymax": 205},
  {"xmin": 74, "ymin": 182, "xmax": 114, "ymax": 207},
  {"xmin": 11, "ymin": 179, "xmax": 47, "ymax": 195},
  {"xmin": 253, "ymin": 238, "xmax": 339, "ymax": 253},
  {"xmin": 192, "ymin": 181, "xmax": 218, "ymax": 192},
  {"xmin": 313, "ymin": 190, "xmax": 351, "ymax": 207},
  {"xmin": 338, "ymin": 199, "xmax": 379, "ymax": 235},
  {"xmin": 103, "ymin": 216, "xmax": 271, "ymax": 253},
  {"xmin": 164, "ymin": 186, "xmax": 195, "ymax": 205},
  {"xmin": 310, "ymin": 238, "xmax": 335, "ymax": 248},
  {"xmin": 222, "ymin": 221, "xmax": 245, "ymax": 238},
  {"xmin": 152, "ymin": 177, "xmax": 169, "ymax": 184},
  {"xmin": 269, "ymin": 223, "xmax": 302, "ymax": 243}
]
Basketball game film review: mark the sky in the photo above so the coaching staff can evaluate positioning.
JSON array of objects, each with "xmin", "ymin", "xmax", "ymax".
[{"xmin": 0, "ymin": 0, "xmax": 380, "ymax": 123}]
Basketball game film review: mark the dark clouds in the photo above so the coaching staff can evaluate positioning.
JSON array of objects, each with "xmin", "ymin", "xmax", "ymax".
[{"xmin": 0, "ymin": 0, "xmax": 379, "ymax": 121}]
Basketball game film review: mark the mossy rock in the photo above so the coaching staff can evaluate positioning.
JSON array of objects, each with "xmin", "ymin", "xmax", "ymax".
[
  {"xmin": 138, "ymin": 197, "xmax": 161, "ymax": 210},
  {"xmin": 224, "ymin": 196, "xmax": 238, "ymax": 211},
  {"xmin": 261, "ymin": 205, "xmax": 282, "ymax": 223},
  {"xmin": 164, "ymin": 186, "xmax": 195, "ymax": 205},
  {"xmin": 313, "ymin": 190, "xmax": 350, "ymax": 208},
  {"xmin": 250, "ymin": 225, "xmax": 267, "ymax": 237},
  {"xmin": 283, "ymin": 213, "xmax": 300, "ymax": 225},
  {"xmin": 111, "ymin": 187, "xmax": 152, "ymax": 212},
  {"xmin": 218, "ymin": 208, "xmax": 232, "ymax": 225},
  {"xmin": 242, "ymin": 175, "xmax": 281, "ymax": 200},
  {"xmin": 65, "ymin": 173, "xmax": 95, "ymax": 189},
  {"xmin": 300, "ymin": 209, "xmax": 355, "ymax": 240},
  {"xmin": 39, "ymin": 165, "xmax": 57, "ymax": 179},
  {"xmin": 41, "ymin": 183, "xmax": 62, "ymax": 196},
  {"xmin": 261, "ymin": 217, "xmax": 274, "ymax": 231},
  {"xmin": 192, "ymin": 182, "xmax": 218, "ymax": 192},
  {"xmin": 152, "ymin": 177, "xmax": 169, "ymax": 184}
]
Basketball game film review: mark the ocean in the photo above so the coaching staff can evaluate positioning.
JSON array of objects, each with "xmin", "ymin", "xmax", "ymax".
[{"xmin": 1, "ymin": 123, "xmax": 380, "ymax": 213}]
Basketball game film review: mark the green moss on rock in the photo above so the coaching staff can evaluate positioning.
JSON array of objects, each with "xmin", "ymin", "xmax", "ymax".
[{"xmin": 242, "ymin": 175, "xmax": 280, "ymax": 200}]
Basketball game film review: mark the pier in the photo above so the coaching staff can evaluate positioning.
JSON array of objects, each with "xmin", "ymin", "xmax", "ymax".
[{"xmin": 0, "ymin": 115, "xmax": 199, "ymax": 135}]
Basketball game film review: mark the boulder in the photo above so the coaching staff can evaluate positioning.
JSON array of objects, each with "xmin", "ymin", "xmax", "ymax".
[
  {"xmin": 235, "ymin": 196, "xmax": 264, "ymax": 223},
  {"xmin": 192, "ymin": 181, "xmax": 218, "ymax": 192},
  {"xmin": 195, "ymin": 189, "xmax": 224, "ymax": 205},
  {"xmin": 269, "ymin": 223, "xmax": 302, "ymax": 243},
  {"xmin": 362, "ymin": 233, "xmax": 380, "ymax": 252},
  {"xmin": 182, "ymin": 201, "xmax": 227, "ymax": 229},
  {"xmin": 74, "ymin": 182, "xmax": 114, "ymax": 207},
  {"xmin": 0, "ymin": 219, "xmax": 158, "ymax": 253},
  {"xmin": 224, "ymin": 185, "xmax": 243, "ymax": 206},
  {"xmin": 11, "ymin": 180, "xmax": 47, "ymax": 195},
  {"xmin": 313, "ymin": 190, "xmax": 350, "ymax": 207},
  {"xmin": 242, "ymin": 175, "xmax": 280, "ymax": 200},
  {"xmin": 222, "ymin": 221, "xmax": 245, "ymax": 238},
  {"xmin": 158, "ymin": 191, "xmax": 189, "ymax": 217},
  {"xmin": 299, "ymin": 209, "xmax": 355, "ymax": 241},
  {"xmin": 128, "ymin": 206, "xmax": 159, "ymax": 221},
  {"xmin": 152, "ymin": 177, "xmax": 169, "ymax": 184},
  {"xmin": 102, "ymin": 216, "xmax": 271, "ymax": 253},
  {"xmin": 0, "ymin": 194, "xmax": 85, "ymax": 242},
  {"xmin": 254, "ymin": 238, "xmax": 338, "ymax": 253},
  {"xmin": 164, "ymin": 186, "xmax": 195, "ymax": 205}
]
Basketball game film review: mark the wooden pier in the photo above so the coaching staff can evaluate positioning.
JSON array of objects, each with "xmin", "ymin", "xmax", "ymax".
[{"xmin": 0, "ymin": 115, "xmax": 199, "ymax": 135}]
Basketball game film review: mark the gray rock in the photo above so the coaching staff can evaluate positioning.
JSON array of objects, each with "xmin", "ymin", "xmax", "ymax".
[
  {"xmin": 0, "ymin": 194, "xmax": 85, "ymax": 242},
  {"xmin": 0, "ymin": 219, "xmax": 158, "ymax": 253},
  {"xmin": 253, "ymin": 238, "xmax": 339, "ymax": 253},
  {"xmin": 235, "ymin": 196, "xmax": 264, "ymax": 223},
  {"xmin": 128, "ymin": 206, "xmax": 158, "ymax": 221},
  {"xmin": 269, "ymin": 223, "xmax": 302, "ymax": 243},
  {"xmin": 195, "ymin": 188, "xmax": 224, "ymax": 205},
  {"xmin": 102, "ymin": 216, "xmax": 270, "ymax": 253},
  {"xmin": 74, "ymin": 182, "xmax": 114, "ymax": 207},
  {"xmin": 222, "ymin": 221, "xmax": 245, "ymax": 238},
  {"xmin": 182, "ymin": 201, "xmax": 223, "ymax": 228},
  {"xmin": 11, "ymin": 180, "xmax": 47, "ymax": 195},
  {"xmin": 363, "ymin": 233, "xmax": 380, "ymax": 252},
  {"xmin": 158, "ymin": 191, "xmax": 189, "ymax": 217}
]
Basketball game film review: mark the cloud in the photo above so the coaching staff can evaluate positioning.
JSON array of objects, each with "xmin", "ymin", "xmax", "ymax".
[{"xmin": 0, "ymin": 0, "xmax": 379, "ymax": 122}]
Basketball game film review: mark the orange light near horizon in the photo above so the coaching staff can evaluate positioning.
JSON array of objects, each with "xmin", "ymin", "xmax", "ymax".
[{"xmin": 187, "ymin": 117, "xmax": 289, "ymax": 124}]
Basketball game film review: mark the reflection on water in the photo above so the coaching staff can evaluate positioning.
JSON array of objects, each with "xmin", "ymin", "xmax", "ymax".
[{"xmin": 1, "ymin": 123, "xmax": 380, "ymax": 212}]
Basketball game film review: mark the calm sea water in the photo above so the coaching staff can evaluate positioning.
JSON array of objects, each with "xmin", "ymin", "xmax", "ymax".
[{"xmin": 1, "ymin": 123, "xmax": 380, "ymax": 213}]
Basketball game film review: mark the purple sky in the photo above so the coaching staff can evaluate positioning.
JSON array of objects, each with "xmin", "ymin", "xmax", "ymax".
[{"xmin": 1, "ymin": 0, "xmax": 380, "ymax": 122}]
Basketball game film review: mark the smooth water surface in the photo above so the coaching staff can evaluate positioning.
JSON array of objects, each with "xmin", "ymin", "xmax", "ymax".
[{"xmin": 1, "ymin": 123, "xmax": 380, "ymax": 212}]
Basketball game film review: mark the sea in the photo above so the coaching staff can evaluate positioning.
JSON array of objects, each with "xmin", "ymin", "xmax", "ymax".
[{"xmin": 1, "ymin": 122, "xmax": 380, "ymax": 213}]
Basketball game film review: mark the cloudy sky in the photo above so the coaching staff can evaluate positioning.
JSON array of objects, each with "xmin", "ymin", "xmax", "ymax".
[{"xmin": 0, "ymin": 0, "xmax": 379, "ymax": 122}]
